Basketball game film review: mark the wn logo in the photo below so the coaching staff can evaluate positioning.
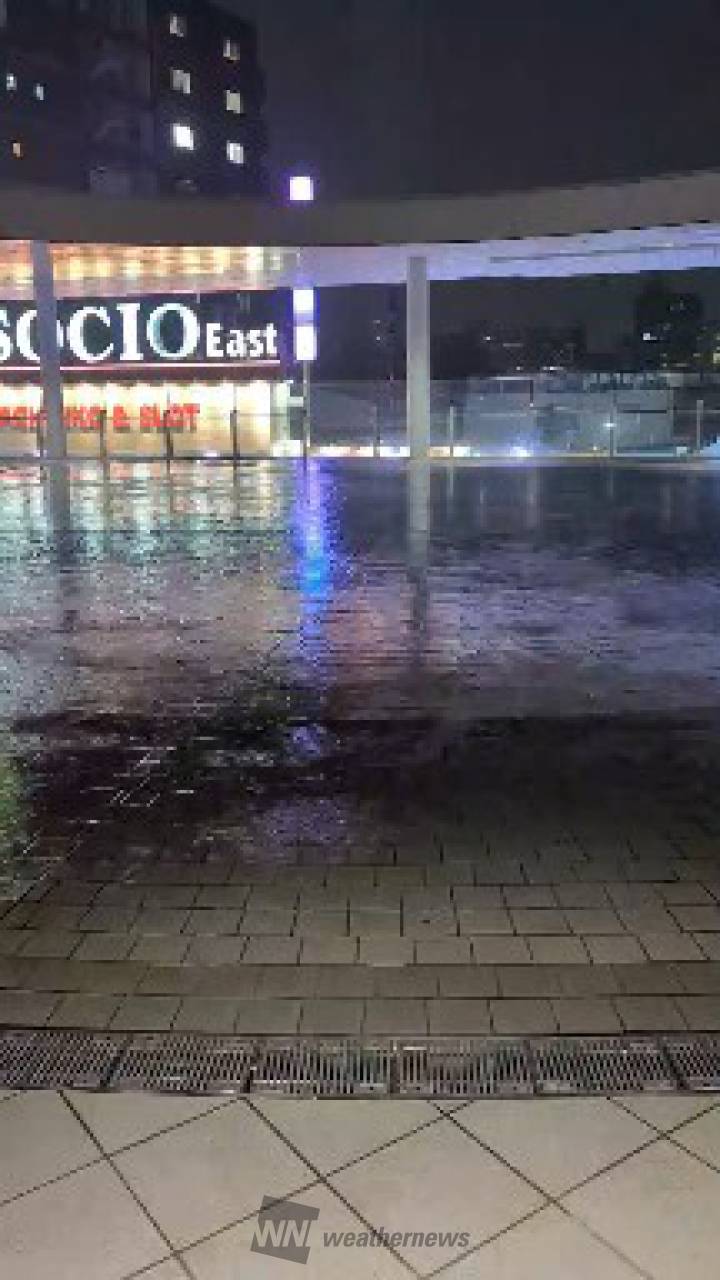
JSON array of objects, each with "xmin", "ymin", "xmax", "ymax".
[{"xmin": 251, "ymin": 1196, "xmax": 320, "ymax": 1265}]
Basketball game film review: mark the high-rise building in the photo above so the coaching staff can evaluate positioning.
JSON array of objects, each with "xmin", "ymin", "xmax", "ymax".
[{"xmin": 0, "ymin": 0, "xmax": 267, "ymax": 197}]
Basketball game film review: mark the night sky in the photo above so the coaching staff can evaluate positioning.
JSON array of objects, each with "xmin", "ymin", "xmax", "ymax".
[{"xmin": 221, "ymin": 0, "xmax": 720, "ymax": 350}]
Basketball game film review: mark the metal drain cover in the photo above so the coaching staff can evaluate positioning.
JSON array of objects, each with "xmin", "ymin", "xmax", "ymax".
[
  {"xmin": 22, "ymin": 1032, "xmax": 123, "ymax": 1090},
  {"xmin": 663, "ymin": 1037, "xmax": 720, "ymax": 1091},
  {"xmin": 534, "ymin": 1037, "xmax": 676, "ymax": 1095},
  {"xmin": 399, "ymin": 1040, "xmax": 533, "ymax": 1098},
  {"xmin": 253, "ymin": 1041, "xmax": 391, "ymax": 1096},
  {"xmin": 108, "ymin": 1034, "xmax": 254, "ymax": 1094}
]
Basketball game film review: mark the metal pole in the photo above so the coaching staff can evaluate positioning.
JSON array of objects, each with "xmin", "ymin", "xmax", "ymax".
[
  {"xmin": 302, "ymin": 360, "xmax": 311, "ymax": 462},
  {"xmin": 447, "ymin": 404, "xmax": 457, "ymax": 459},
  {"xmin": 696, "ymin": 398, "xmax": 705, "ymax": 453},
  {"xmin": 372, "ymin": 403, "xmax": 380, "ymax": 457},
  {"xmin": 406, "ymin": 255, "xmax": 430, "ymax": 460},
  {"xmin": 163, "ymin": 410, "xmax": 174, "ymax": 466},
  {"xmin": 31, "ymin": 241, "xmax": 66, "ymax": 462},
  {"xmin": 230, "ymin": 409, "xmax": 239, "ymax": 461},
  {"xmin": 98, "ymin": 410, "xmax": 108, "ymax": 465}
]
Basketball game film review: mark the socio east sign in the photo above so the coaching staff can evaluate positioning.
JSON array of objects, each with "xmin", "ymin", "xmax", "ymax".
[{"xmin": 0, "ymin": 290, "xmax": 291, "ymax": 371}]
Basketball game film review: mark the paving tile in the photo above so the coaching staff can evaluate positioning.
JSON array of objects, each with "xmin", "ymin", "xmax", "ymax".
[
  {"xmin": 233, "ymin": 999, "xmax": 301, "ymax": 1034},
  {"xmin": 129, "ymin": 936, "xmax": 191, "ymax": 965},
  {"xmin": 195, "ymin": 885, "xmax": 250, "ymax": 909},
  {"xmin": 242, "ymin": 937, "xmax": 300, "ymax": 965},
  {"xmin": 436, "ymin": 966, "xmax": 499, "ymax": 997},
  {"xmin": 79, "ymin": 907, "xmax": 138, "ymax": 932},
  {"xmin": 456, "ymin": 1097, "xmax": 653, "ymax": 1196},
  {"xmin": 114, "ymin": 1102, "xmax": 312, "ymax": 1249},
  {"xmin": 184, "ymin": 937, "xmax": 247, "ymax": 966},
  {"xmin": 670, "ymin": 1104, "xmax": 720, "ymax": 1170},
  {"xmin": 616, "ymin": 908, "xmax": 681, "ymax": 933},
  {"xmin": 184, "ymin": 909, "xmax": 243, "ymax": 936},
  {"xmin": 350, "ymin": 911, "xmax": 400, "ymax": 935},
  {"xmin": 18, "ymin": 931, "xmax": 82, "ymax": 959},
  {"xmin": 639, "ymin": 932, "xmax": 705, "ymax": 961},
  {"xmin": 404, "ymin": 910, "xmax": 458, "ymax": 938},
  {"xmin": 552, "ymin": 998, "xmax": 623, "ymax": 1034},
  {"xmin": 329, "ymin": 1118, "xmax": 542, "ymax": 1273},
  {"xmin": 670, "ymin": 904, "xmax": 720, "ymax": 931},
  {"xmin": 456, "ymin": 908, "xmax": 512, "ymax": 935},
  {"xmin": 416, "ymin": 938, "xmax": 471, "ymax": 965},
  {"xmin": 253, "ymin": 1098, "xmax": 435, "ymax": 1174},
  {"xmin": 296, "ymin": 912, "xmax": 349, "ymax": 936},
  {"xmin": 563, "ymin": 1139, "xmax": 720, "ymax": 1280},
  {"xmin": 373, "ymin": 966, "xmax": 440, "ymax": 996},
  {"xmin": 0, "ymin": 932, "xmax": 26, "ymax": 956},
  {"xmin": 565, "ymin": 909, "xmax": 625, "ymax": 935},
  {"xmin": 300, "ymin": 937, "xmax": 357, "ymax": 965},
  {"xmin": 556, "ymin": 965, "xmax": 620, "ymax": 996},
  {"xmin": 612, "ymin": 963, "xmax": 684, "ymax": 994},
  {"xmin": 364, "ymin": 999, "xmax": 428, "ymax": 1035},
  {"xmin": 510, "ymin": 908, "xmax": 569, "ymax": 935},
  {"xmin": 657, "ymin": 882, "xmax": 715, "ymax": 905},
  {"xmin": 358, "ymin": 937, "xmax": 414, "ymax": 967},
  {"xmin": 136, "ymin": 1262, "xmax": 186, "ymax": 1280},
  {"xmin": 586, "ymin": 936, "xmax": 646, "ymax": 965},
  {"xmin": 675, "ymin": 996, "xmax": 720, "ymax": 1030},
  {"xmin": 440, "ymin": 1203, "xmax": 640, "ymax": 1279},
  {"xmin": 0, "ymin": 1092, "xmax": 99, "ymax": 1200},
  {"xmin": 613, "ymin": 995, "xmax": 686, "ymax": 1032},
  {"xmin": 110, "ymin": 996, "xmax": 181, "ymax": 1031},
  {"xmin": 240, "ymin": 911, "xmax": 295, "ymax": 936},
  {"xmin": 528, "ymin": 936, "xmax": 589, "ymax": 964},
  {"xmin": 300, "ymin": 999, "xmax": 364, "ymax": 1035},
  {"xmin": 504, "ymin": 886, "xmax": 558, "ymax": 908},
  {"xmin": 427, "ymin": 999, "xmax": 492, "ymax": 1034},
  {"xmin": 693, "ymin": 932, "xmax": 720, "ymax": 959},
  {"xmin": 672, "ymin": 962, "xmax": 720, "ymax": 993},
  {"xmin": 182, "ymin": 1182, "xmax": 409, "ymax": 1280},
  {"xmin": 451, "ymin": 887, "xmax": 505, "ymax": 909},
  {"xmin": 470, "ymin": 937, "xmax": 531, "ymax": 965},
  {"xmin": 136, "ymin": 967, "xmax": 202, "ymax": 996},
  {"xmin": 48, "ymin": 994, "xmax": 122, "ymax": 1029},
  {"xmin": 72, "ymin": 934, "xmax": 134, "ymax": 963},
  {"xmin": 617, "ymin": 1094, "xmax": 719, "ymax": 1132},
  {"xmin": 497, "ymin": 966, "xmax": 565, "ymax": 997},
  {"xmin": 173, "ymin": 997, "xmax": 242, "ymax": 1033},
  {"xmin": 0, "ymin": 990, "xmax": 59, "ymax": 1025},
  {"xmin": 142, "ymin": 887, "xmax": 198, "ymax": 909},
  {"xmin": 490, "ymin": 998, "xmax": 557, "ymax": 1034},
  {"xmin": 0, "ymin": 1160, "xmax": 167, "ymax": 1280},
  {"xmin": 67, "ymin": 1090, "xmax": 226, "ymax": 1153},
  {"xmin": 553, "ymin": 884, "xmax": 611, "ymax": 909}
]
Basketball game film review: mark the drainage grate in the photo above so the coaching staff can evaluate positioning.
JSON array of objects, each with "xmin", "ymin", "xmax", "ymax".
[
  {"xmin": 1, "ymin": 1031, "xmax": 719, "ymax": 1097},
  {"xmin": 399, "ymin": 1040, "xmax": 533, "ymax": 1098},
  {"xmin": 253, "ymin": 1041, "xmax": 391, "ymax": 1097},
  {"xmin": 663, "ymin": 1037, "xmax": 720, "ymax": 1091},
  {"xmin": 108, "ymin": 1035, "xmax": 255, "ymax": 1095},
  {"xmin": 533, "ymin": 1037, "xmax": 676, "ymax": 1095}
]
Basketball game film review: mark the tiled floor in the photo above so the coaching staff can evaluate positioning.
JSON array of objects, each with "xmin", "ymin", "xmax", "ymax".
[{"xmin": 2, "ymin": 1088, "xmax": 720, "ymax": 1278}]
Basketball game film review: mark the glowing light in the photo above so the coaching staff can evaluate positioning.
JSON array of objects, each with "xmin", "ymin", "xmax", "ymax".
[
  {"xmin": 289, "ymin": 175, "xmax": 315, "ymax": 203},
  {"xmin": 294, "ymin": 323, "xmax": 317, "ymax": 363},
  {"xmin": 293, "ymin": 288, "xmax": 316, "ymax": 318},
  {"xmin": 511, "ymin": 445, "xmax": 532, "ymax": 458}
]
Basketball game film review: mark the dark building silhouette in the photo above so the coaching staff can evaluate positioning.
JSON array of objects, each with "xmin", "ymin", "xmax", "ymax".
[{"xmin": 0, "ymin": 0, "xmax": 266, "ymax": 196}]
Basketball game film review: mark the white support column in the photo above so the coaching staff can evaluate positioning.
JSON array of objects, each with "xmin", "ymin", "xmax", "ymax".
[
  {"xmin": 406, "ymin": 254, "xmax": 430, "ymax": 459},
  {"xmin": 31, "ymin": 241, "xmax": 66, "ymax": 461}
]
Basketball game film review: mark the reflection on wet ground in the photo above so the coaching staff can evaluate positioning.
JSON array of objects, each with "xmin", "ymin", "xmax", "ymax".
[{"xmin": 1, "ymin": 459, "xmax": 720, "ymax": 1035}]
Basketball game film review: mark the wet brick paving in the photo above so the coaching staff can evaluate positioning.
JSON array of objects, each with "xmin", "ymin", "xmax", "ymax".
[{"xmin": 2, "ymin": 459, "xmax": 720, "ymax": 1035}]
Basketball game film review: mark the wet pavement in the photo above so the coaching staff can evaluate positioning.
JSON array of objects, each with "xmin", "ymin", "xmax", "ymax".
[{"xmin": 2, "ymin": 458, "xmax": 720, "ymax": 1034}]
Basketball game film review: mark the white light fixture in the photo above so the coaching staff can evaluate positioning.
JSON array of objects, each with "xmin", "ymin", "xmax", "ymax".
[
  {"xmin": 293, "ymin": 288, "xmax": 316, "ymax": 318},
  {"xmin": 294, "ymin": 323, "xmax": 317, "ymax": 363},
  {"xmin": 226, "ymin": 141, "xmax": 245, "ymax": 165},
  {"xmin": 172, "ymin": 68, "xmax": 191, "ymax": 94},
  {"xmin": 289, "ymin": 175, "xmax": 314, "ymax": 203},
  {"xmin": 172, "ymin": 123, "xmax": 194, "ymax": 150}
]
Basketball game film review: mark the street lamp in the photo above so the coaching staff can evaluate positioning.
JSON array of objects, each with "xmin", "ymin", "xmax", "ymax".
[{"xmin": 288, "ymin": 175, "xmax": 315, "ymax": 203}]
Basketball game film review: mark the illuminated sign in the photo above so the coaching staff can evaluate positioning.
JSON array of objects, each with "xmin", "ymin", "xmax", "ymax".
[{"xmin": 0, "ymin": 291, "xmax": 291, "ymax": 371}]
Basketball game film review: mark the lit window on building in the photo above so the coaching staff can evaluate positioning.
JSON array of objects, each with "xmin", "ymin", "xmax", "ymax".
[
  {"xmin": 6, "ymin": 72, "xmax": 17, "ymax": 91},
  {"xmin": 12, "ymin": 140, "xmax": 23, "ymax": 159},
  {"xmin": 223, "ymin": 38, "xmax": 240, "ymax": 62},
  {"xmin": 226, "ymin": 89, "xmax": 244, "ymax": 114},
  {"xmin": 172, "ymin": 68, "xmax": 191, "ymax": 94},
  {"xmin": 172, "ymin": 123, "xmax": 194, "ymax": 150},
  {"xmin": 34, "ymin": 83, "xmax": 45, "ymax": 101},
  {"xmin": 169, "ymin": 13, "xmax": 187, "ymax": 37},
  {"xmin": 226, "ymin": 141, "xmax": 245, "ymax": 165}
]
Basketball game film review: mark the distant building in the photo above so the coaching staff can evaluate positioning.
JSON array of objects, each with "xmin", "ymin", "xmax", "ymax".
[
  {"xmin": 0, "ymin": 0, "xmax": 267, "ymax": 196},
  {"xmin": 632, "ymin": 279, "xmax": 704, "ymax": 371}
]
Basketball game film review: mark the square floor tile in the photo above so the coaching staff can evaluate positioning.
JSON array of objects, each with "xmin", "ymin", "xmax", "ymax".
[
  {"xmin": 639, "ymin": 932, "xmax": 705, "ymax": 961},
  {"xmin": 0, "ymin": 1092, "xmax": 99, "ymax": 1201},
  {"xmin": 442, "ymin": 1203, "xmax": 640, "ymax": 1278},
  {"xmin": 129, "ymin": 937, "xmax": 191, "ymax": 966},
  {"xmin": 552, "ymin": 998, "xmax": 623, "ymax": 1034},
  {"xmin": 427, "ymin": 999, "xmax": 492, "ymax": 1034},
  {"xmin": 416, "ymin": 939, "xmax": 471, "ymax": 965},
  {"xmin": 183, "ymin": 1183, "xmax": 408, "ymax": 1279},
  {"xmin": 243, "ymin": 938, "xmax": 300, "ymax": 965},
  {"xmin": 48, "ymin": 994, "xmax": 121, "ymax": 1029},
  {"xmin": 529, "ymin": 937, "xmax": 589, "ymax": 965},
  {"xmin": 616, "ymin": 1095, "xmax": 718, "ymax": 1133},
  {"xmin": 675, "ymin": 996, "xmax": 720, "ymax": 1030},
  {"xmin": 671, "ymin": 1103, "xmax": 720, "ymax": 1170},
  {"xmin": 0, "ymin": 991, "xmax": 59, "ymax": 1026},
  {"xmin": 252, "ymin": 1099, "xmax": 436, "ymax": 1174},
  {"xmin": 173, "ymin": 997, "xmax": 241, "ymax": 1033},
  {"xmin": 329, "ymin": 1118, "xmax": 543, "ymax": 1274},
  {"xmin": 110, "ymin": 996, "xmax": 181, "ymax": 1031},
  {"xmin": 67, "ymin": 1091, "xmax": 228, "ymax": 1153},
  {"xmin": 0, "ymin": 1160, "xmax": 166, "ymax": 1280},
  {"xmin": 471, "ymin": 937, "xmax": 531, "ymax": 964},
  {"xmin": 300, "ymin": 937, "xmax": 357, "ymax": 965},
  {"xmin": 510, "ymin": 909, "xmax": 569, "ymax": 935},
  {"xmin": 358, "ymin": 938, "xmax": 415, "ymax": 967},
  {"xmin": 456, "ymin": 1098, "xmax": 653, "ymax": 1197},
  {"xmin": 564, "ymin": 1139, "xmax": 720, "ymax": 1280},
  {"xmin": 364, "ymin": 999, "xmax": 428, "ymax": 1035},
  {"xmin": 73, "ymin": 934, "xmax": 134, "ymax": 963},
  {"xmin": 300, "ymin": 999, "xmax": 364, "ymax": 1035},
  {"xmin": 233, "ymin": 999, "xmax": 301, "ymax": 1034},
  {"xmin": 136, "ymin": 1262, "xmax": 186, "ymax": 1280},
  {"xmin": 613, "ymin": 995, "xmax": 686, "ymax": 1032},
  {"xmin": 490, "ymin": 999, "xmax": 557, "ymax": 1035},
  {"xmin": 114, "ymin": 1102, "xmax": 313, "ymax": 1249},
  {"xmin": 586, "ymin": 936, "xmax": 646, "ymax": 965}
]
